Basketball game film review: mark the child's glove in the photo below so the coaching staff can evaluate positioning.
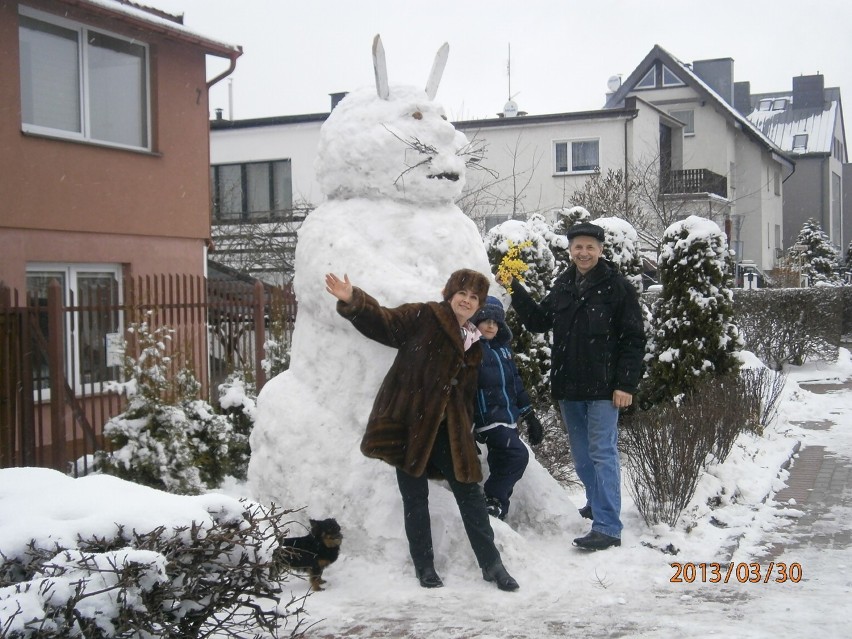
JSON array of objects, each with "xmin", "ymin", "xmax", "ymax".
[{"xmin": 522, "ymin": 411, "xmax": 544, "ymax": 446}]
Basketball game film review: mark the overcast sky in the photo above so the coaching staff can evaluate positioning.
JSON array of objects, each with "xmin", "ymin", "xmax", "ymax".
[{"xmin": 146, "ymin": 0, "xmax": 852, "ymax": 125}]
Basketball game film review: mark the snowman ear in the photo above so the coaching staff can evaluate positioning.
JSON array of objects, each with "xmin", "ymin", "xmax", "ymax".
[
  {"xmin": 372, "ymin": 34, "xmax": 390, "ymax": 100},
  {"xmin": 425, "ymin": 42, "xmax": 449, "ymax": 100}
]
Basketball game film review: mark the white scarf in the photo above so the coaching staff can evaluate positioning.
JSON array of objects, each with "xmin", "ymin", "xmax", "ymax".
[{"xmin": 460, "ymin": 321, "xmax": 482, "ymax": 351}]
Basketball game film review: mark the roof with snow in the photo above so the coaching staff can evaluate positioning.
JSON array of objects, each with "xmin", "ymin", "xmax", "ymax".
[
  {"xmin": 57, "ymin": 0, "xmax": 242, "ymax": 58},
  {"xmin": 746, "ymin": 87, "xmax": 843, "ymax": 156},
  {"xmin": 604, "ymin": 44, "xmax": 793, "ymax": 169}
]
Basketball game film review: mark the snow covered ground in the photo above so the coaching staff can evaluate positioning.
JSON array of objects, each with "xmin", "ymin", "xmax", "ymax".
[
  {"xmin": 2, "ymin": 349, "xmax": 849, "ymax": 638},
  {"xmin": 292, "ymin": 350, "xmax": 852, "ymax": 639}
]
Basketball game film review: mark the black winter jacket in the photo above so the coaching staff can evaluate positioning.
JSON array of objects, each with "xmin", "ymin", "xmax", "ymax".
[
  {"xmin": 510, "ymin": 260, "xmax": 645, "ymax": 401},
  {"xmin": 473, "ymin": 337, "xmax": 531, "ymax": 431}
]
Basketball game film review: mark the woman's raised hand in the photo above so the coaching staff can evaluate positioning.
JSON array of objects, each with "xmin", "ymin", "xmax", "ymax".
[{"xmin": 325, "ymin": 273, "xmax": 353, "ymax": 303}]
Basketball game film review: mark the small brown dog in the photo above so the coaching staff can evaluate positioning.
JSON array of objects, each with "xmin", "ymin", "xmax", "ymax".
[{"xmin": 279, "ymin": 518, "xmax": 343, "ymax": 591}]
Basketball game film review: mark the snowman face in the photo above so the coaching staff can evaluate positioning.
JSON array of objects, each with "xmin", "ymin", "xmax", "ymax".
[{"xmin": 316, "ymin": 86, "xmax": 471, "ymax": 205}]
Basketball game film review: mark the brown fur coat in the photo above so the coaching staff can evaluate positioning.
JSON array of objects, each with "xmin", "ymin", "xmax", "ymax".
[{"xmin": 336, "ymin": 287, "xmax": 483, "ymax": 483}]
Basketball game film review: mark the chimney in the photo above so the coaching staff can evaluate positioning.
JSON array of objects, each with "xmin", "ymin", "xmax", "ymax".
[
  {"xmin": 792, "ymin": 74, "xmax": 824, "ymax": 109},
  {"xmin": 692, "ymin": 57, "xmax": 734, "ymax": 105},
  {"xmin": 214, "ymin": 108, "xmax": 224, "ymax": 121},
  {"xmin": 330, "ymin": 92, "xmax": 348, "ymax": 111},
  {"xmin": 733, "ymin": 81, "xmax": 752, "ymax": 114}
]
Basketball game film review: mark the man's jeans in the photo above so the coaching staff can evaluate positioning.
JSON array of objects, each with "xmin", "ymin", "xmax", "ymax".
[{"xmin": 558, "ymin": 399, "xmax": 623, "ymax": 538}]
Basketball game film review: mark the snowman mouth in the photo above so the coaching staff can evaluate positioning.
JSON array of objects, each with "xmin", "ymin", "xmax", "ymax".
[{"xmin": 427, "ymin": 172, "xmax": 459, "ymax": 181}]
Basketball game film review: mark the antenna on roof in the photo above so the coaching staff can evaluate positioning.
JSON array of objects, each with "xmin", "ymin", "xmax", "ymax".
[{"xmin": 503, "ymin": 43, "xmax": 520, "ymax": 117}]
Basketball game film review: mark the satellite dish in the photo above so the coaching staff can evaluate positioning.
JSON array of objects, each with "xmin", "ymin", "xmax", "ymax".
[
  {"xmin": 607, "ymin": 75, "xmax": 622, "ymax": 92},
  {"xmin": 503, "ymin": 99, "xmax": 518, "ymax": 118}
]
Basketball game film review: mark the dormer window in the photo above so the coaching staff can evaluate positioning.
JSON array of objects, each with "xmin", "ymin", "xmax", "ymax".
[
  {"xmin": 792, "ymin": 134, "xmax": 808, "ymax": 150},
  {"xmin": 661, "ymin": 65, "xmax": 684, "ymax": 87},
  {"xmin": 771, "ymin": 98, "xmax": 788, "ymax": 110},
  {"xmin": 758, "ymin": 99, "xmax": 773, "ymax": 111},
  {"xmin": 636, "ymin": 67, "xmax": 656, "ymax": 89}
]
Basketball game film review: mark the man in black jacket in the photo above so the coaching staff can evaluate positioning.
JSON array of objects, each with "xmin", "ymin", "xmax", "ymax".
[{"xmin": 508, "ymin": 222, "xmax": 645, "ymax": 550}]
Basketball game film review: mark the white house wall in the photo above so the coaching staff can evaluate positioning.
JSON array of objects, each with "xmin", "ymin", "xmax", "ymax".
[
  {"xmin": 457, "ymin": 117, "xmax": 631, "ymax": 221},
  {"xmin": 210, "ymin": 120, "xmax": 326, "ymax": 207}
]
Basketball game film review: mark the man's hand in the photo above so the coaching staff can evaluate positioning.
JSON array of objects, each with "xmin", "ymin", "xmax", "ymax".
[
  {"xmin": 325, "ymin": 273, "xmax": 353, "ymax": 303},
  {"xmin": 612, "ymin": 390, "xmax": 633, "ymax": 409}
]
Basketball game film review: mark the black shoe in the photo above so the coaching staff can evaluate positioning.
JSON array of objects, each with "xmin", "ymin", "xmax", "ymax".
[
  {"xmin": 573, "ymin": 530, "xmax": 621, "ymax": 550},
  {"xmin": 482, "ymin": 563, "xmax": 519, "ymax": 591},
  {"xmin": 486, "ymin": 497, "xmax": 504, "ymax": 520},
  {"xmin": 578, "ymin": 505, "xmax": 593, "ymax": 520},
  {"xmin": 415, "ymin": 565, "xmax": 444, "ymax": 588}
]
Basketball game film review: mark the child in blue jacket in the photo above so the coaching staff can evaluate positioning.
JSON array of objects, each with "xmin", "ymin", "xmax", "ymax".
[{"xmin": 473, "ymin": 296, "xmax": 544, "ymax": 520}]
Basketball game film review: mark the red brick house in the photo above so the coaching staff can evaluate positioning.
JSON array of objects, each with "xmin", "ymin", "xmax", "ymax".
[{"xmin": 0, "ymin": 0, "xmax": 241, "ymax": 469}]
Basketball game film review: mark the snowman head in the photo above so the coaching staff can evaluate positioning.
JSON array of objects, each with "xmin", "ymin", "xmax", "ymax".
[{"xmin": 315, "ymin": 37, "xmax": 476, "ymax": 205}]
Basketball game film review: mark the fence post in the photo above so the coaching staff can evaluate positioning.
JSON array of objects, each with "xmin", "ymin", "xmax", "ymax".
[
  {"xmin": 47, "ymin": 279, "xmax": 66, "ymax": 471},
  {"xmin": 0, "ymin": 285, "xmax": 13, "ymax": 468},
  {"xmin": 253, "ymin": 280, "xmax": 267, "ymax": 392}
]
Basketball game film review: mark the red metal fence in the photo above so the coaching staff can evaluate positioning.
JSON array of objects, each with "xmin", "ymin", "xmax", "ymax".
[{"xmin": 0, "ymin": 275, "xmax": 295, "ymax": 476}]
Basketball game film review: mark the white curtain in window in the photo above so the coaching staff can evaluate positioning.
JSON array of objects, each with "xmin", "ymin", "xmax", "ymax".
[
  {"xmin": 19, "ymin": 16, "xmax": 81, "ymax": 133},
  {"xmin": 572, "ymin": 141, "xmax": 598, "ymax": 171},
  {"xmin": 555, "ymin": 143, "xmax": 568, "ymax": 173},
  {"xmin": 272, "ymin": 160, "xmax": 293, "ymax": 212},
  {"xmin": 247, "ymin": 163, "xmax": 271, "ymax": 214},
  {"xmin": 88, "ymin": 32, "xmax": 147, "ymax": 147}
]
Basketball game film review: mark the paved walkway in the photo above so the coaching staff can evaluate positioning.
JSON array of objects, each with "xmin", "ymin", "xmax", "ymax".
[{"xmin": 766, "ymin": 380, "xmax": 852, "ymax": 557}]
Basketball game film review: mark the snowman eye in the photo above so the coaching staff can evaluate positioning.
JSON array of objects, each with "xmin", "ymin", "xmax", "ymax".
[
  {"xmin": 441, "ymin": 115, "xmax": 447, "ymax": 120},
  {"xmin": 412, "ymin": 111, "xmax": 423, "ymax": 120}
]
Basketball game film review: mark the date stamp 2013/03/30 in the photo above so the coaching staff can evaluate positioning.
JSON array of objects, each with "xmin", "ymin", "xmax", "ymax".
[{"xmin": 670, "ymin": 562, "xmax": 803, "ymax": 584}]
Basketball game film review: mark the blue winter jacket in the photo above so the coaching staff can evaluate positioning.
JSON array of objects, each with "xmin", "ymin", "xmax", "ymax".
[{"xmin": 474, "ymin": 336, "xmax": 531, "ymax": 432}]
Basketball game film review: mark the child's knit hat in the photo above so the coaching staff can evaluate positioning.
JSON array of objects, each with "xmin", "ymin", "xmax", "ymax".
[{"xmin": 473, "ymin": 296, "xmax": 512, "ymax": 342}]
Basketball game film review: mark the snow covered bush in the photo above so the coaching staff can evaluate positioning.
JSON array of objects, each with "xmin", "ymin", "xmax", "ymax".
[
  {"xmin": 550, "ymin": 206, "xmax": 590, "ymax": 272},
  {"xmin": 621, "ymin": 363, "xmax": 784, "ymax": 527},
  {"xmin": 96, "ymin": 317, "xmax": 245, "ymax": 494},
  {"xmin": 595, "ymin": 216, "xmax": 644, "ymax": 292},
  {"xmin": 486, "ymin": 218, "xmax": 554, "ymax": 410},
  {"xmin": 733, "ymin": 288, "xmax": 844, "ymax": 369},
  {"xmin": 643, "ymin": 215, "xmax": 742, "ymax": 404},
  {"xmin": 0, "ymin": 487, "xmax": 309, "ymax": 639},
  {"xmin": 788, "ymin": 218, "xmax": 842, "ymax": 285}
]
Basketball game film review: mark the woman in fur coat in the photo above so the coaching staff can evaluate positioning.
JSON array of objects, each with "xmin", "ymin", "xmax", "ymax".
[{"xmin": 325, "ymin": 269, "xmax": 519, "ymax": 591}]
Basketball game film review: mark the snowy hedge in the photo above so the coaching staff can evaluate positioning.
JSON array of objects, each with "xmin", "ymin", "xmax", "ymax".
[
  {"xmin": 0, "ymin": 470, "xmax": 308, "ymax": 639},
  {"xmin": 733, "ymin": 288, "xmax": 845, "ymax": 369}
]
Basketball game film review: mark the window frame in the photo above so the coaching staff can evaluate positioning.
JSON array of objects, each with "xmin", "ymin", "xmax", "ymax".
[
  {"xmin": 635, "ymin": 67, "xmax": 656, "ymax": 90},
  {"xmin": 669, "ymin": 109, "xmax": 695, "ymax": 135},
  {"xmin": 792, "ymin": 133, "xmax": 808, "ymax": 151},
  {"xmin": 661, "ymin": 65, "xmax": 684, "ymax": 87},
  {"xmin": 211, "ymin": 159, "xmax": 294, "ymax": 222},
  {"xmin": 18, "ymin": 5, "xmax": 152, "ymax": 151},
  {"xmin": 553, "ymin": 139, "xmax": 600, "ymax": 175},
  {"xmin": 25, "ymin": 263, "xmax": 124, "ymax": 397}
]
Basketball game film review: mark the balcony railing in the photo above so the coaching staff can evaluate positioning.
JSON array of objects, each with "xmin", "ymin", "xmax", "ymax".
[{"xmin": 662, "ymin": 169, "xmax": 728, "ymax": 199}]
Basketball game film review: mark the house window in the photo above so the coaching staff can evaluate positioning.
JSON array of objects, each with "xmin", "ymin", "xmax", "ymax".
[
  {"xmin": 661, "ymin": 65, "xmax": 684, "ymax": 87},
  {"xmin": 26, "ymin": 264, "xmax": 122, "ymax": 393},
  {"xmin": 771, "ymin": 98, "xmax": 788, "ymax": 110},
  {"xmin": 636, "ymin": 67, "xmax": 656, "ymax": 89},
  {"xmin": 554, "ymin": 140, "xmax": 599, "ymax": 174},
  {"xmin": 774, "ymin": 169, "xmax": 781, "ymax": 196},
  {"xmin": 758, "ymin": 99, "xmax": 773, "ymax": 111},
  {"xmin": 792, "ymin": 134, "xmax": 808, "ymax": 150},
  {"xmin": 212, "ymin": 160, "xmax": 294, "ymax": 222},
  {"xmin": 18, "ymin": 6, "xmax": 150, "ymax": 150},
  {"xmin": 670, "ymin": 109, "xmax": 695, "ymax": 135}
]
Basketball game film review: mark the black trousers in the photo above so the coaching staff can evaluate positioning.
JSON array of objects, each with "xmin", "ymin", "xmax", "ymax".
[{"xmin": 395, "ymin": 425, "xmax": 501, "ymax": 572}]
